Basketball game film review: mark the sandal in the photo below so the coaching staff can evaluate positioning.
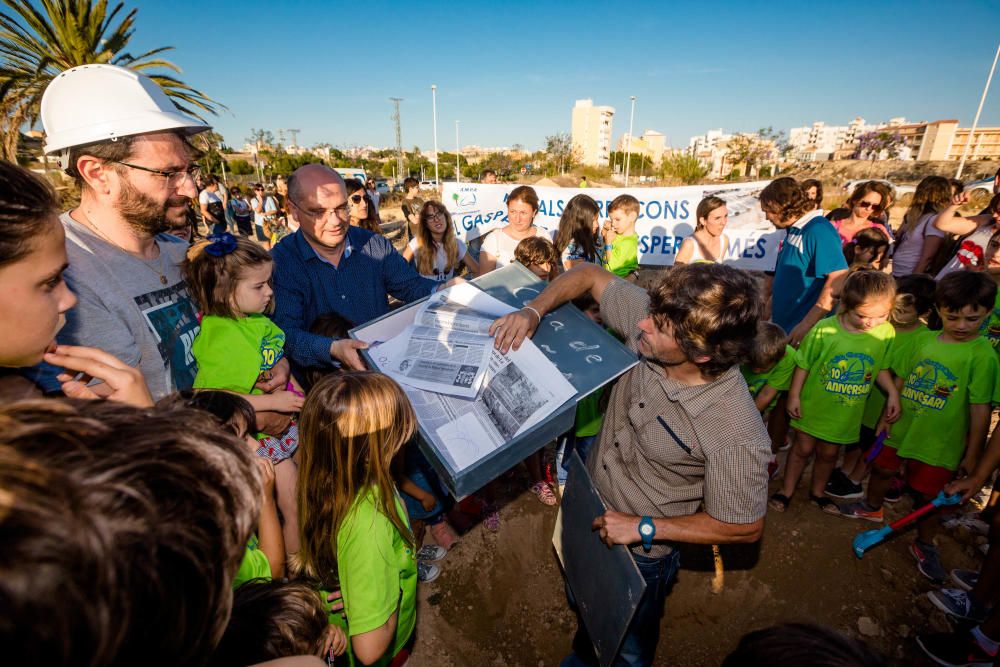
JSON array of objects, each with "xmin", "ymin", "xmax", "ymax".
[
  {"xmin": 810, "ymin": 494, "xmax": 841, "ymax": 516},
  {"xmin": 768, "ymin": 492, "xmax": 791, "ymax": 512},
  {"xmin": 482, "ymin": 503, "xmax": 500, "ymax": 533},
  {"xmin": 531, "ymin": 481, "xmax": 558, "ymax": 506}
]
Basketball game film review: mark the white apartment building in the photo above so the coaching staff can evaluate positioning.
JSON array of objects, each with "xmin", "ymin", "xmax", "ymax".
[
  {"xmin": 787, "ymin": 117, "xmax": 908, "ymax": 161},
  {"xmin": 571, "ymin": 99, "xmax": 615, "ymax": 166}
]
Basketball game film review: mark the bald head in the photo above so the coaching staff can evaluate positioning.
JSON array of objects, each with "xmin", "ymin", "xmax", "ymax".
[
  {"xmin": 287, "ymin": 163, "xmax": 344, "ymax": 205},
  {"xmin": 287, "ymin": 164, "xmax": 352, "ymax": 251}
]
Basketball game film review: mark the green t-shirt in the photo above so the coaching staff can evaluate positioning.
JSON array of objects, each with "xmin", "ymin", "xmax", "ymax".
[
  {"xmin": 790, "ymin": 316, "xmax": 895, "ymax": 444},
  {"xmin": 575, "ymin": 391, "xmax": 604, "ymax": 437},
  {"xmin": 331, "ymin": 487, "xmax": 417, "ymax": 667},
  {"xmin": 192, "ymin": 314, "xmax": 286, "ymax": 394},
  {"xmin": 888, "ymin": 330, "xmax": 999, "ymax": 470},
  {"xmin": 604, "ymin": 234, "xmax": 638, "ymax": 277},
  {"xmin": 861, "ymin": 325, "xmax": 929, "ymax": 429},
  {"xmin": 233, "ymin": 534, "xmax": 271, "ymax": 588},
  {"xmin": 741, "ymin": 345, "xmax": 796, "ymax": 410},
  {"xmin": 979, "ymin": 290, "xmax": 1000, "ymax": 362}
]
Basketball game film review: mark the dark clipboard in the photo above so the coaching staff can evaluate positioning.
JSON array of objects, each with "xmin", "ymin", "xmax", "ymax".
[{"xmin": 553, "ymin": 451, "xmax": 646, "ymax": 667}]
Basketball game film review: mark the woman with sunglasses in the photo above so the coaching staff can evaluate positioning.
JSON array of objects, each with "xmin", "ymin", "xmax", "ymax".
[
  {"xmin": 344, "ymin": 178, "xmax": 383, "ymax": 235},
  {"xmin": 830, "ymin": 181, "xmax": 891, "ymax": 248}
]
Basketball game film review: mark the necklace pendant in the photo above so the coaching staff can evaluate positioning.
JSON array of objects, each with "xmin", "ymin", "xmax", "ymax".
[{"xmin": 160, "ymin": 275, "xmax": 168, "ymax": 285}]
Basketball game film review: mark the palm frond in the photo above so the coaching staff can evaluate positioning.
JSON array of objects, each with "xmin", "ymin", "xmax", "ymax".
[{"xmin": 0, "ymin": 0, "xmax": 223, "ymax": 160}]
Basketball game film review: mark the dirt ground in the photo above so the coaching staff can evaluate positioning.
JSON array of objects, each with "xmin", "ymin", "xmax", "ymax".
[
  {"xmin": 406, "ymin": 453, "xmax": 989, "ymax": 667},
  {"xmin": 382, "ymin": 191, "xmax": 993, "ymax": 667}
]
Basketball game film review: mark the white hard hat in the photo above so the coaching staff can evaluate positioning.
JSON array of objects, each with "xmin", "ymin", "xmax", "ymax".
[{"xmin": 41, "ymin": 64, "xmax": 210, "ymax": 160}]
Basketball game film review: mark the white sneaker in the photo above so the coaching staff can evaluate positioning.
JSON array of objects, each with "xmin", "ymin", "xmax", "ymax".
[
  {"xmin": 416, "ymin": 544, "xmax": 447, "ymax": 562},
  {"xmin": 417, "ymin": 560, "xmax": 440, "ymax": 583}
]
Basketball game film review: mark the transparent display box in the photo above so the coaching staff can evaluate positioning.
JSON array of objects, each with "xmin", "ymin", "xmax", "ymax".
[{"xmin": 350, "ymin": 263, "xmax": 638, "ymax": 497}]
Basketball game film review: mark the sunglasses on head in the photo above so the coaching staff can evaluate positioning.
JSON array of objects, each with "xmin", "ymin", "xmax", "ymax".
[
  {"xmin": 350, "ymin": 194, "xmax": 364, "ymax": 204},
  {"xmin": 856, "ymin": 201, "xmax": 884, "ymax": 213}
]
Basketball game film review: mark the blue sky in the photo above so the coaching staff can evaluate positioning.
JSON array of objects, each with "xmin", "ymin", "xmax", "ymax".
[{"xmin": 129, "ymin": 0, "xmax": 1000, "ymax": 152}]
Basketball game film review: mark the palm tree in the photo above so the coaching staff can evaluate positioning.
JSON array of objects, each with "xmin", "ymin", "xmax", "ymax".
[{"xmin": 0, "ymin": 0, "xmax": 222, "ymax": 161}]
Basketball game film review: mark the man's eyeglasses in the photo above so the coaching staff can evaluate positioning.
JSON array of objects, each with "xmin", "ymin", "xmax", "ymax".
[
  {"xmin": 108, "ymin": 160, "xmax": 200, "ymax": 188},
  {"xmin": 856, "ymin": 201, "xmax": 884, "ymax": 213},
  {"xmin": 288, "ymin": 197, "xmax": 350, "ymax": 222}
]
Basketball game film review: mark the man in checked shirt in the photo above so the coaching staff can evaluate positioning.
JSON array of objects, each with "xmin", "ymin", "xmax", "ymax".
[{"xmin": 491, "ymin": 262, "xmax": 771, "ymax": 667}]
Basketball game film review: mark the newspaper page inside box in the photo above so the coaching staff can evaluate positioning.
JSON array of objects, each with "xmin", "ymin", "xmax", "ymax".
[{"xmin": 356, "ymin": 282, "xmax": 577, "ymax": 474}]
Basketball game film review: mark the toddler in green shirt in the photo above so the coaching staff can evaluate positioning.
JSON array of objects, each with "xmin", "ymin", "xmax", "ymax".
[
  {"xmin": 827, "ymin": 273, "xmax": 936, "ymax": 500},
  {"xmin": 771, "ymin": 271, "xmax": 901, "ymax": 515},
  {"xmin": 840, "ymin": 272, "xmax": 999, "ymax": 583},
  {"xmin": 741, "ymin": 322, "xmax": 796, "ymax": 478},
  {"xmin": 602, "ymin": 194, "xmax": 640, "ymax": 279}
]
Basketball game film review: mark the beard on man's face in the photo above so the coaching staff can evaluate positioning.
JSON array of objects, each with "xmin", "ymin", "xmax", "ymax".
[{"xmin": 116, "ymin": 176, "xmax": 189, "ymax": 236}]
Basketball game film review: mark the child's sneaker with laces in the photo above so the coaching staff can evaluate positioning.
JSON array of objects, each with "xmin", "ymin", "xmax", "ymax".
[
  {"xmin": 927, "ymin": 588, "xmax": 989, "ymax": 623},
  {"xmin": 416, "ymin": 544, "xmax": 447, "ymax": 562},
  {"xmin": 951, "ymin": 569, "xmax": 980, "ymax": 592},
  {"xmin": 417, "ymin": 560, "xmax": 440, "ymax": 583},
  {"xmin": 911, "ymin": 540, "xmax": 947, "ymax": 584},
  {"xmin": 916, "ymin": 631, "xmax": 996, "ymax": 667},
  {"xmin": 838, "ymin": 501, "xmax": 884, "ymax": 522},
  {"xmin": 825, "ymin": 469, "xmax": 863, "ymax": 499}
]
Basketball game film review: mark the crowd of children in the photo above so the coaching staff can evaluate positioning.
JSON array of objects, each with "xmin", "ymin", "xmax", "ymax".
[{"xmin": 4, "ymin": 152, "xmax": 1000, "ymax": 667}]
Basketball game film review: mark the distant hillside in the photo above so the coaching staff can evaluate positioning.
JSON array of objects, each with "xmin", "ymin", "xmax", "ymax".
[{"xmin": 785, "ymin": 159, "xmax": 999, "ymax": 187}]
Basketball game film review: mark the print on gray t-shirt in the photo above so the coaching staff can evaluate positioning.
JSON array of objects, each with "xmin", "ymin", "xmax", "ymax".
[{"xmin": 36, "ymin": 213, "xmax": 201, "ymax": 399}]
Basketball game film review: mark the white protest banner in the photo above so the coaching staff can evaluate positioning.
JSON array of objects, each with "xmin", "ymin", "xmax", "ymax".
[{"xmin": 443, "ymin": 180, "xmax": 782, "ymax": 271}]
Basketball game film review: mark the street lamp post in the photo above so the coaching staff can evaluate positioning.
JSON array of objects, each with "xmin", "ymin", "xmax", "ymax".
[
  {"xmin": 956, "ymin": 43, "xmax": 1000, "ymax": 179},
  {"xmin": 625, "ymin": 96, "xmax": 636, "ymax": 187},
  {"xmin": 431, "ymin": 85, "xmax": 440, "ymax": 188},
  {"xmin": 455, "ymin": 120, "xmax": 461, "ymax": 183}
]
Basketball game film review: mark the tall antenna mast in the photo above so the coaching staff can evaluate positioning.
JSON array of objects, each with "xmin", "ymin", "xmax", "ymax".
[{"xmin": 390, "ymin": 97, "xmax": 405, "ymax": 180}]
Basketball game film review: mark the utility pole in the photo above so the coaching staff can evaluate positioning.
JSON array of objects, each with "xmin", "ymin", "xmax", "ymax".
[
  {"xmin": 956, "ymin": 43, "xmax": 999, "ymax": 179},
  {"xmin": 455, "ymin": 120, "xmax": 461, "ymax": 183},
  {"xmin": 431, "ymin": 85, "xmax": 440, "ymax": 187},
  {"xmin": 625, "ymin": 96, "xmax": 636, "ymax": 187},
  {"xmin": 390, "ymin": 98, "xmax": 405, "ymax": 181}
]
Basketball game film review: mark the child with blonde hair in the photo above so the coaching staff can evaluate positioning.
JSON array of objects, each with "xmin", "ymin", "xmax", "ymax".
[
  {"xmin": 602, "ymin": 194, "xmax": 641, "ymax": 279},
  {"xmin": 826, "ymin": 274, "xmax": 935, "ymax": 500},
  {"xmin": 185, "ymin": 233, "xmax": 304, "ymax": 554},
  {"xmin": 771, "ymin": 270, "xmax": 901, "ymax": 514},
  {"xmin": 297, "ymin": 372, "xmax": 420, "ymax": 666}
]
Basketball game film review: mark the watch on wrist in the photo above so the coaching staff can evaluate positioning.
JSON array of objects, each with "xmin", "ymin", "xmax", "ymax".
[{"xmin": 638, "ymin": 516, "xmax": 655, "ymax": 551}]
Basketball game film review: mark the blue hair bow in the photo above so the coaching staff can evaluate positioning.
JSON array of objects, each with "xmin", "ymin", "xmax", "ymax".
[{"xmin": 205, "ymin": 232, "xmax": 238, "ymax": 257}]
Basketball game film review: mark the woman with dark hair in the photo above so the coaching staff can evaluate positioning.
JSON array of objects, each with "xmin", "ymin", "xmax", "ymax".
[
  {"xmin": 802, "ymin": 179, "xmax": 823, "ymax": 209},
  {"xmin": 344, "ymin": 178, "xmax": 382, "ymax": 235},
  {"xmin": 675, "ymin": 196, "xmax": 730, "ymax": 264},
  {"xmin": 554, "ymin": 193, "xmax": 600, "ymax": 270},
  {"xmin": 479, "ymin": 185, "xmax": 551, "ymax": 273},
  {"xmin": 891, "ymin": 175, "xmax": 955, "ymax": 277},
  {"xmin": 830, "ymin": 181, "xmax": 891, "ymax": 247}
]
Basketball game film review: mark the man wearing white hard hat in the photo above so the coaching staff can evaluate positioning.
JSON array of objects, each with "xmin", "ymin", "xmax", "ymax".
[{"xmin": 35, "ymin": 64, "xmax": 288, "ymax": 399}]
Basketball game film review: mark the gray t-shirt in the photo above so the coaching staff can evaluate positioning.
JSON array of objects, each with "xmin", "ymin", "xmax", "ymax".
[{"xmin": 37, "ymin": 212, "xmax": 201, "ymax": 400}]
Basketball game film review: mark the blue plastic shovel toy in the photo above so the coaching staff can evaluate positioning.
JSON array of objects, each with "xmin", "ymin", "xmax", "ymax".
[
  {"xmin": 852, "ymin": 491, "xmax": 962, "ymax": 559},
  {"xmin": 863, "ymin": 430, "xmax": 888, "ymax": 463}
]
